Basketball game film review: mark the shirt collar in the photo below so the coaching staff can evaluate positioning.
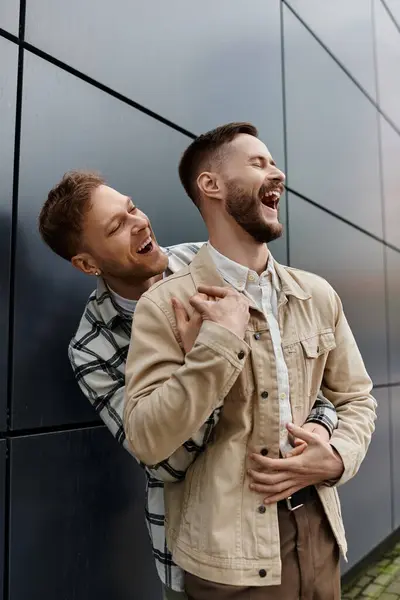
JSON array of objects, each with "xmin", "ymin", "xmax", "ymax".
[
  {"xmin": 95, "ymin": 277, "xmax": 132, "ymax": 327},
  {"xmin": 207, "ymin": 242, "xmax": 280, "ymax": 293}
]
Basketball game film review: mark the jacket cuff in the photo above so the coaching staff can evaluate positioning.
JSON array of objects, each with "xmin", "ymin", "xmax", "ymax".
[
  {"xmin": 326, "ymin": 436, "xmax": 359, "ymax": 486},
  {"xmin": 195, "ymin": 320, "xmax": 251, "ymax": 368}
]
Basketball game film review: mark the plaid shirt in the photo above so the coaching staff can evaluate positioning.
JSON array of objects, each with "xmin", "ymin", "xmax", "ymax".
[{"xmin": 69, "ymin": 242, "xmax": 338, "ymax": 592}]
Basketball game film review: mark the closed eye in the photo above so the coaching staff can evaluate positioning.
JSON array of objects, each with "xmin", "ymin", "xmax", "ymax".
[
  {"xmin": 109, "ymin": 221, "xmax": 122, "ymax": 235},
  {"xmin": 108, "ymin": 202, "xmax": 137, "ymax": 235}
]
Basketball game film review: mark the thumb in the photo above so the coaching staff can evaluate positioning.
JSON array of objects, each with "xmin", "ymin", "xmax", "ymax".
[
  {"xmin": 189, "ymin": 294, "xmax": 208, "ymax": 316},
  {"xmin": 286, "ymin": 423, "xmax": 317, "ymax": 445},
  {"xmin": 172, "ymin": 298, "xmax": 189, "ymax": 326}
]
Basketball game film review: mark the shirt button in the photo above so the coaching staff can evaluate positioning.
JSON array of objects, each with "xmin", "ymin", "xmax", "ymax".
[
  {"xmin": 261, "ymin": 391, "xmax": 269, "ymax": 399},
  {"xmin": 258, "ymin": 505, "xmax": 266, "ymax": 514},
  {"xmin": 280, "ymin": 392, "xmax": 286, "ymax": 399},
  {"xmin": 259, "ymin": 569, "xmax": 267, "ymax": 578},
  {"xmin": 237, "ymin": 350, "xmax": 245, "ymax": 360},
  {"xmin": 260, "ymin": 448, "xmax": 268, "ymax": 456},
  {"xmin": 254, "ymin": 333, "xmax": 261, "ymax": 340}
]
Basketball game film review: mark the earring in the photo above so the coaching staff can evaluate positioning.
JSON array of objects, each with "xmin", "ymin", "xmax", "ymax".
[{"xmin": 95, "ymin": 271, "xmax": 100, "ymax": 276}]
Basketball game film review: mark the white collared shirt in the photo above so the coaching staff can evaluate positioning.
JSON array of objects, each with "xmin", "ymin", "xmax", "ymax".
[{"xmin": 207, "ymin": 243, "xmax": 293, "ymax": 454}]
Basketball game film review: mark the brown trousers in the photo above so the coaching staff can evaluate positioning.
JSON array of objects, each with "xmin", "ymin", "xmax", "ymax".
[{"xmin": 184, "ymin": 491, "xmax": 340, "ymax": 600}]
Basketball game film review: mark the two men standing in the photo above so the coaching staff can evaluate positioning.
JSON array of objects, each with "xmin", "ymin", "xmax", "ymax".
[{"xmin": 39, "ymin": 122, "xmax": 376, "ymax": 599}]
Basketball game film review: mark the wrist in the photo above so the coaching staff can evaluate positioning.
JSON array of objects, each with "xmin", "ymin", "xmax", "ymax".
[{"xmin": 327, "ymin": 446, "xmax": 345, "ymax": 481}]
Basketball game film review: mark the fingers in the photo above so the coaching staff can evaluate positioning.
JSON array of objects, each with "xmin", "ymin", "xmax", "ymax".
[
  {"xmin": 248, "ymin": 470, "xmax": 289, "ymax": 486},
  {"xmin": 294, "ymin": 438, "xmax": 307, "ymax": 447},
  {"xmin": 172, "ymin": 298, "xmax": 189, "ymax": 327},
  {"xmin": 196, "ymin": 285, "xmax": 231, "ymax": 298},
  {"xmin": 286, "ymin": 422, "xmax": 318, "ymax": 445},
  {"xmin": 285, "ymin": 443, "xmax": 307, "ymax": 458},
  {"xmin": 250, "ymin": 453, "xmax": 299, "ymax": 472},
  {"xmin": 250, "ymin": 478, "xmax": 296, "ymax": 497},
  {"xmin": 264, "ymin": 484, "xmax": 302, "ymax": 505},
  {"xmin": 189, "ymin": 294, "xmax": 207, "ymax": 314},
  {"xmin": 189, "ymin": 290, "xmax": 220, "ymax": 314}
]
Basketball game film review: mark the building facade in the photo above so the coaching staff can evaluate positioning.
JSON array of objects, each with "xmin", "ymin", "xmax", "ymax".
[{"xmin": 0, "ymin": 1, "xmax": 399, "ymax": 598}]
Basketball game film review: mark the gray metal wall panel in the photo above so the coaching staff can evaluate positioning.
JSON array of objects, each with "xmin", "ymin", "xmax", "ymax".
[
  {"xmin": 288, "ymin": 193, "xmax": 388, "ymax": 386},
  {"xmin": 283, "ymin": 5, "xmax": 383, "ymax": 238},
  {"xmin": 285, "ymin": 0, "xmax": 376, "ymax": 98},
  {"xmin": 381, "ymin": 117, "xmax": 400, "ymax": 250},
  {"xmin": 387, "ymin": 248, "xmax": 400, "ymax": 384},
  {"xmin": 0, "ymin": 0, "xmax": 19, "ymax": 36},
  {"xmin": 9, "ymin": 427, "xmax": 161, "ymax": 600},
  {"xmin": 391, "ymin": 386, "xmax": 400, "ymax": 528},
  {"xmin": 0, "ymin": 440, "xmax": 5, "ymax": 600},
  {"xmin": 24, "ymin": 0, "xmax": 285, "ymax": 166},
  {"xmin": 340, "ymin": 388, "xmax": 392, "ymax": 572},
  {"xmin": 374, "ymin": 0, "xmax": 400, "ymax": 131},
  {"xmin": 383, "ymin": 0, "xmax": 400, "ymax": 27},
  {"xmin": 0, "ymin": 37, "xmax": 18, "ymax": 431},
  {"xmin": 13, "ymin": 51, "xmax": 205, "ymax": 430}
]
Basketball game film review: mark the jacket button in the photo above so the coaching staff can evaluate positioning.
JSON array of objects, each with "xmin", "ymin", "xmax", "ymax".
[
  {"xmin": 259, "ymin": 569, "xmax": 267, "ymax": 578},
  {"xmin": 237, "ymin": 350, "xmax": 245, "ymax": 360},
  {"xmin": 254, "ymin": 332, "xmax": 261, "ymax": 340},
  {"xmin": 258, "ymin": 505, "xmax": 266, "ymax": 514},
  {"xmin": 260, "ymin": 448, "xmax": 268, "ymax": 456},
  {"xmin": 261, "ymin": 391, "xmax": 269, "ymax": 399}
]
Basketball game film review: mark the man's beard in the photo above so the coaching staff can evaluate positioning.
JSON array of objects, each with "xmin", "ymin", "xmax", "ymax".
[{"xmin": 225, "ymin": 180, "xmax": 283, "ymax": 243}]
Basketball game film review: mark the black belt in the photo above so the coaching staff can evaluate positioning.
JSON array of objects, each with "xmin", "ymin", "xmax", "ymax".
[{"xmin": 278, "ymin": 486, "xmax": 316, "ymax": 512}]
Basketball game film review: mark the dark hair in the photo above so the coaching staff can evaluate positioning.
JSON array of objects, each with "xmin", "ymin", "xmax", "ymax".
[
  {"xmin": 178, "ymin": 122, "xmax": 258, "ymax": 208},
  {"xmin": 38, "ymin": 170, "xmax": 105, "ymax": 261}
]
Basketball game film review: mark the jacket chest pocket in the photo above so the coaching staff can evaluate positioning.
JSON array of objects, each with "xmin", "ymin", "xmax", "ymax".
[
  {"xmin": 300, "ymin": 330, "xmax": 336, "ymax": 396},
  {"xmin": 284, "ymin": 330, "xmax": 336, "ymax": 403}
]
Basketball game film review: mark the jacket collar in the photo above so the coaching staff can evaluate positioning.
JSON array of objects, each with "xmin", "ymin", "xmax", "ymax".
[
  {"xmin": 273, "ymin": 262, "xmax": 311, "ymax": 301},
  {"xmin": 189, "ymin": 245, "xmax": 311, "ymax": 301}
]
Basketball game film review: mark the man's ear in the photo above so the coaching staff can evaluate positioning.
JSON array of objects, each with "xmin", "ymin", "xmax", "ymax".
[
  {"xmin": 196, "ymin": 171, "xmax": 225, "ymax": 201},
  {"xmin": 71, "ymin": 252, "xmax": 100, "ymax": 276}
]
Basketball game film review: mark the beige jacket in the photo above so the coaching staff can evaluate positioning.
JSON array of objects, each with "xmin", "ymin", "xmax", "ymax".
[{"xmin": 124, "ymin": 246, "xmax": 376, "ymax": 587}]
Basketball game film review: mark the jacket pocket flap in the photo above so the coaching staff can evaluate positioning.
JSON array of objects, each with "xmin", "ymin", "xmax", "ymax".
[{"xmin": 300, "ymin": 331, "xmax": 336, "ymax": 358}]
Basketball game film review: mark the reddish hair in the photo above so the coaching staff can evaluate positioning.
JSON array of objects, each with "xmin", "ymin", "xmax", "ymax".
[{"xmin": 39, "ymin": 170, "xmax": 105, "ymax": 260}]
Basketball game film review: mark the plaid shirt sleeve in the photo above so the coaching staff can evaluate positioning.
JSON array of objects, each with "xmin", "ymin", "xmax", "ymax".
[
  {"xmin": 68, "ymin": 342, "xmax": 221, "ymax": 483},
  {"xmin": 304, "ymin": 390, "xmax": 338, "ymax": 436}
]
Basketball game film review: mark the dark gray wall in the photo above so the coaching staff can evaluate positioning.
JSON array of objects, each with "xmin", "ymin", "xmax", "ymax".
[{"xmin": 0, "ymin": 1, "xmax": 399, "ymax": 598}]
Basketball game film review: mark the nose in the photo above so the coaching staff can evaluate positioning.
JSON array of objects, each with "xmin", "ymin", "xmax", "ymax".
[
  {"xmin": 272, "ymin": 166, "xmax": 286, "ymax": 184},
  {"xmin": 130, "ymin": 213, "xmax": 149, "ymax": 236}
]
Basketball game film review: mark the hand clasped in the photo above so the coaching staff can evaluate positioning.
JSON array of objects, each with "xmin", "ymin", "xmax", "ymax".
[{"xmin": 248, "ymin": 423, "xmax": 345, "ymax": 504}]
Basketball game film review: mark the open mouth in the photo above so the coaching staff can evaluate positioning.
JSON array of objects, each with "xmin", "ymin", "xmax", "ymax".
[
  {"xmin": 136, "ymin": 236, "xmax": 154, "ymax": 255},
  {"xmin": 261, "ymin": 188, "xmax": 281, "ymax": 210}
]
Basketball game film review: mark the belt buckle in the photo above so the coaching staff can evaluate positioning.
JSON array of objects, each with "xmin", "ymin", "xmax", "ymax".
[{"xmin": 285, "ymin": 494, "xmax": 304, "ymax": 512}]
